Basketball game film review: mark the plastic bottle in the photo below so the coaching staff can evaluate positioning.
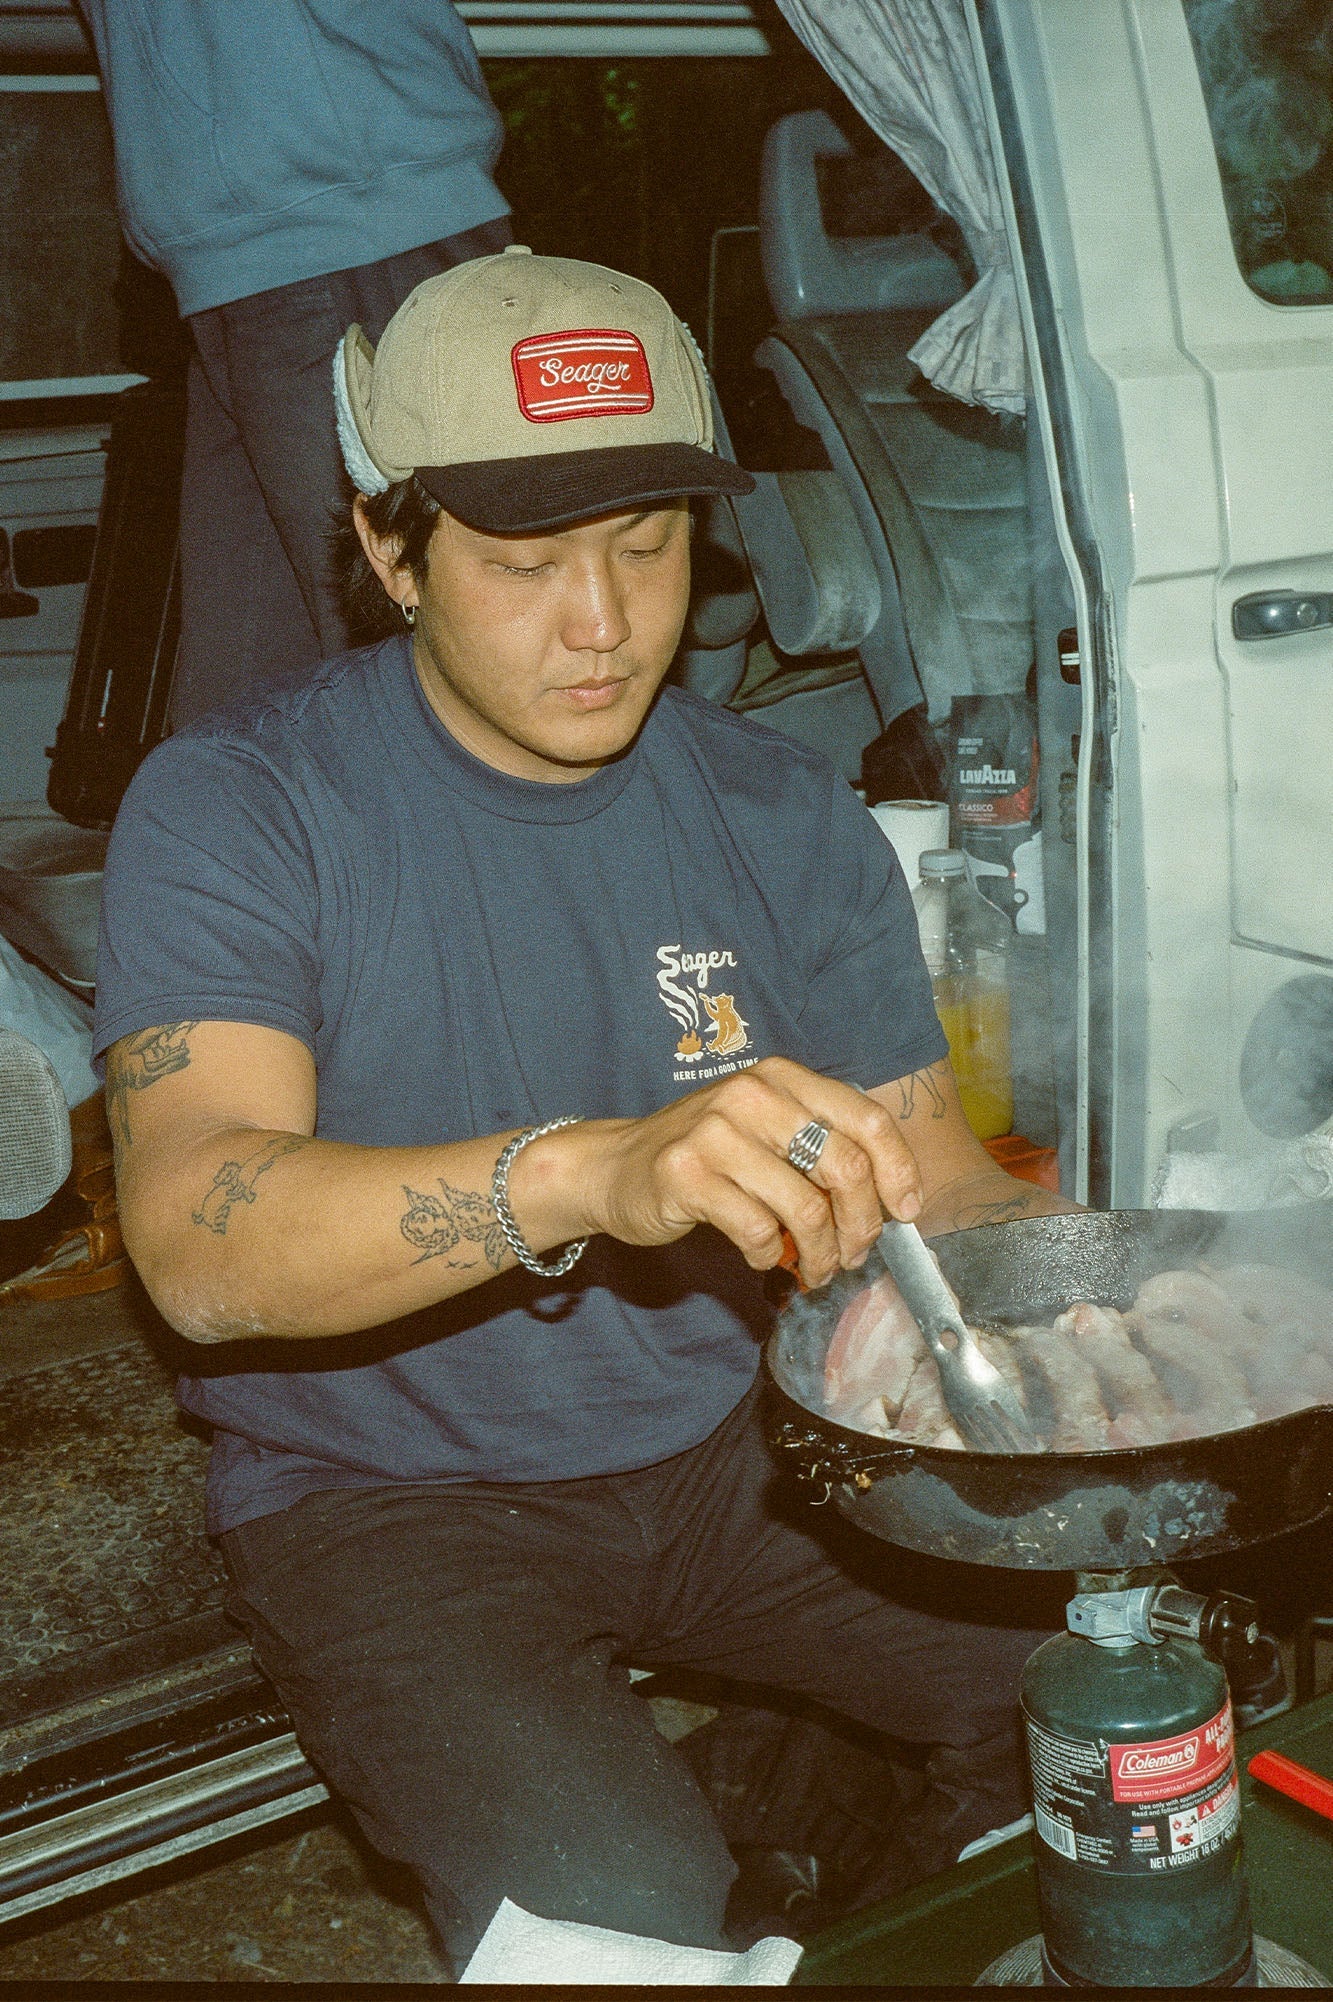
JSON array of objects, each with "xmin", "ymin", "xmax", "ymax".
[{"xmin": 912, "ymin": 848, "xmax": 1013, "ymax": 1140}]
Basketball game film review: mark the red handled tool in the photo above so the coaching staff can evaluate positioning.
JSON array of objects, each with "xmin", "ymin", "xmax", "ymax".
[
  {"xmin": 1247, "ymin": 1749, "xmax": 1333, "ymax": 1823},
  {"xmin": 777, "ymin": 1227, "xmax": 804, "ymax": 1285}
]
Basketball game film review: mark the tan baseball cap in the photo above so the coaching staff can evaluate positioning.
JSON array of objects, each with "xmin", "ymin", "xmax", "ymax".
[{"xmin": 334, "ymin": 246, "xmax": 754, "ymax": 534}]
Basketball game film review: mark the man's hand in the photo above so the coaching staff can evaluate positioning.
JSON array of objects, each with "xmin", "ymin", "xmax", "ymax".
[{"xmin": 558, "ymin": 1056, "xmax": 923, "ymax": 1291}]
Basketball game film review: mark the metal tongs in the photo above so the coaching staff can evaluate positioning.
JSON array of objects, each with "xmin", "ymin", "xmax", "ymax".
[{"xmin": 876, "ymin": 1220, "xmax": 1042, "ymax": 1454}]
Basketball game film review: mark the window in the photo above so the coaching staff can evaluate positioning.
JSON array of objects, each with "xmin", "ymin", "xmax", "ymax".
[
  {"xmin": 0, "ymin": 81, "xmax": 125, "ymax": 389},
  {"xmin": 483, "ymin": 53, "xmax": 845, "ymax": 343},
  {"xmin": 1183, "ymin": 0, "xmax": 1333, "ymax": 306}
]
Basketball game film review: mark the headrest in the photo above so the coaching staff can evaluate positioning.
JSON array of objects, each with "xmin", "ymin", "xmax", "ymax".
[{"xmin": 731, "ymin": 469, "xmax": 881, "ymax": 657}]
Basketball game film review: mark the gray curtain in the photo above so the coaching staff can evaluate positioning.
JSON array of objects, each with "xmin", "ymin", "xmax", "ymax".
[{"xmin": 772, "ymin": 0, "xmax": 1026, "ymax": 415}]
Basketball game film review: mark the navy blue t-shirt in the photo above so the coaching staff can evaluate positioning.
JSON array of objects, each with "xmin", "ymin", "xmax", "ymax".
[{"xmin": 94, "ymin": 637, "xmax": 946, "ymax": 1531}]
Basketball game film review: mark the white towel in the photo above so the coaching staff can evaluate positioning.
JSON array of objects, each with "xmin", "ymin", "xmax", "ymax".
[{"xmin": 459, "ymin": 1897, "xmax": 804, "ymax": 1986}]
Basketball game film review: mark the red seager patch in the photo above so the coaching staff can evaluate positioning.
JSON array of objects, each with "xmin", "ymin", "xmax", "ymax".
[{"xmin": 511, "ymin": 328, "xmax": 654, "ymax": 422}]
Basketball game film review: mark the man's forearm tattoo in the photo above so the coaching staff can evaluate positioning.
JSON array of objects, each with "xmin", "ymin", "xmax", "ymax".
[
  {"xmin": 894, "ymin": 1062, "xmax": 949, "ymax": 1121},
  {"xmin": 400, "ymin": 1179, "xmax": 508, "ymax": 1271},
  {"xmin": 106, "ymin": 1022, "xmax": 199, "ymax": 1151},
  {"xmin": 192, "ymin": 1134, "xmax": 310, "ymax": 1235},
  {"xmin": 952, "ymin": 1193, "xmax": 1037, "ymax": 1230}
]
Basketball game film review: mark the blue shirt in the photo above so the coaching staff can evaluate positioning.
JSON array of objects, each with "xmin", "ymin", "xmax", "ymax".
[
  {"xmin": 94, "ymin": 639, "xmax": 946, "ymax": 1531},
  {"xmin": 78, "ymin": 1, "xmax": 508, "ymax": 316}
]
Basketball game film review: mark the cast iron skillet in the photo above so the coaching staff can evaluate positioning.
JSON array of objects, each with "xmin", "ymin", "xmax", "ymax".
[{"xmin": 763, "ymin": 1208, "xmax": 1333, "ymax": 1571}]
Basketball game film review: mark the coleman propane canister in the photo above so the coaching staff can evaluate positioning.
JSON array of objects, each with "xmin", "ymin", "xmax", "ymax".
[{"xmin": 1020, "ymin": 1576, "xmax": 1254, "ymax": 1988}]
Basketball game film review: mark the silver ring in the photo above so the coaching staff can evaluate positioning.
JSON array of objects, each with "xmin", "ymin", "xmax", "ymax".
[{"xmin": 786, "ymin": 1120, "xmax": 830, "ymax": 1176}]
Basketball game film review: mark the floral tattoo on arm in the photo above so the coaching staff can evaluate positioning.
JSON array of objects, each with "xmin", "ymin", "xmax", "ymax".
[{"xmin": 400, "ymin": 1180, "xmax": 508, "ymax": 1271}]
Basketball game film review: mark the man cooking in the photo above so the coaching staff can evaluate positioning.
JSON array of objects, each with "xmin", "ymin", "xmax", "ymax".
[{"xmin": 94, "ymin": 248, "xmax": 1072, "ymax": 1970}]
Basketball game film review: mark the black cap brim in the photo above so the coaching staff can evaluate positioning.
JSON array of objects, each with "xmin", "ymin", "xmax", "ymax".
[{"xmin": 415, "ymin": 441, "xmax": 755, "ymax": 535}]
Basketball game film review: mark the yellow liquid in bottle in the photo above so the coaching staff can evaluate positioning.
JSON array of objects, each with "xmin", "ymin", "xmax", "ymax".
[{"xmin": 934, "ymin": 972, "xmax": 1013, "ymax": 1140}]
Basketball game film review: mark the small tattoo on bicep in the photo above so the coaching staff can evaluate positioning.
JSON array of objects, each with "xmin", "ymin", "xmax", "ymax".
[
  {"xmin": 400, "ymin": 1180, "xmax": 508, "ymax": 1271},
  {"xmin": 106, "ymin": 1021, "xmax": 199, "ymax": 1152},
  {"xmin": 192, "ymin": 1134, "xmax": 309, "ymax": 1236},
  {"xmin": 894, "ymin": 1062, "xmax": 949, "ymax": 1121}
]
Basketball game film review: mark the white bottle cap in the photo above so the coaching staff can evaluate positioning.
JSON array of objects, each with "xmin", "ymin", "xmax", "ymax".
[{"xmin": 919, "ymin": 848, "xmax": 966, "ymax": 877}]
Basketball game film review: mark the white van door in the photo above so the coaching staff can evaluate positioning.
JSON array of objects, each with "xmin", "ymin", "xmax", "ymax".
[
  {"xmin": 1146, "ymin": 3, "xmax": 1333, "ymax": 1159},
  {"xmin": 979, "ymin": 0, "xmax": 1333, "ymax": 1204}
]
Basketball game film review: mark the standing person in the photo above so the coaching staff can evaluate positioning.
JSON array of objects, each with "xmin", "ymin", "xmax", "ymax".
[
  {"xmin": 76, "ymin": 0, "xmax": 512, "ymax": 725},
  {"xmin": 94, "ymin": 249, "xmax": 1073, "ymax": 1971}
]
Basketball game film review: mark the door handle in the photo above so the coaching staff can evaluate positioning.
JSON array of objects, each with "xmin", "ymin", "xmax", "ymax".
[{"xmin": 1232, "ymin": 590, "xmax": 1333, "ymax": 640}]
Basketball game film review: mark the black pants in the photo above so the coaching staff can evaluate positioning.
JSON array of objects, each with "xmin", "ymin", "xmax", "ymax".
[
  {"xmin": 174, "ymin": 214, "xmax": 513, "ymax": 729},
  {"xmin": 220, "ymin": 1389, "xmax": 1043, "ymax": 1968}
]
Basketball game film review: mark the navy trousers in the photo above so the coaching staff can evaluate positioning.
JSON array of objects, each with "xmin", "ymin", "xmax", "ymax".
[{"xmin": 173, "ymin": 215, "xmax": 513, "ymax": 729}]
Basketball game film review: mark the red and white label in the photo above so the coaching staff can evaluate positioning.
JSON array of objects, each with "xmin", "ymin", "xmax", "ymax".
[
  {"xmin": 1109, "ymin": 1703, "xmax": 1235, "ymax": 1805},
  {"xmin": 511, "ymin": 329, "xmax": 654, "ymax": 422}
]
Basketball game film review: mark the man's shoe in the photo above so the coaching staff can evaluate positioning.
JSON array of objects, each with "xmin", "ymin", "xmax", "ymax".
[
  {"xmin": 723, "ymin": 1848, "xmax": 823, "ymax": 1947},
  {"xmin": 0, "ymin": 1152, "xmax": 129, "ymax": 1302}
]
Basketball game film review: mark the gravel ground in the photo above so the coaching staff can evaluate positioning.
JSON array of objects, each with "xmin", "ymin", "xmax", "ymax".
[{"xmin": 0, "ymin": 1807, "xmax": 451, "ymax": 1983}]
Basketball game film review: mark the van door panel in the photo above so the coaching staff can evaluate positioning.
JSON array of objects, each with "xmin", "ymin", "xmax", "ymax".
[
  {"xmin": 988, "ymin": 0, "xmax": 1333, "ymax": 1194},
  {"xmin": 1127, "ymin": 3, "xmax": 1333, "ymax": 979}
]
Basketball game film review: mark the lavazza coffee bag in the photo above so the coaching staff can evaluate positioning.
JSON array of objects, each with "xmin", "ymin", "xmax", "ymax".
[{"xmin": 949, "ymin": 689, "xmax": 1045, "ymax": 934}]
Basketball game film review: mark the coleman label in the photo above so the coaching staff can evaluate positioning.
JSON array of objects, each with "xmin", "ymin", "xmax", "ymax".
[
  {"xmin": 1023, "ymin": 1699, "xmax": 1241, "ymax": 1877},
  {"xmin": 1110, "ymin": 1708, "xmax": 1233, "ymax": 1804}
]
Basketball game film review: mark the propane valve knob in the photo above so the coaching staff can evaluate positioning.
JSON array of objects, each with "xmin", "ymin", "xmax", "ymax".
[
  {"xmin": 1066, "ymin": 1583, "xmax": 1159, "ymax": 1646},
  {"xmin": 1066, "ymin": 1580, "xmax": 1272, "ymax": 1662},
  {"xmin": 1142, "ymin": 1581, "xmax": 1208, "ymax": 1643},
  {"xmin": 1194, "ymin": 1590, "xmax": 1265, "ymax": 1668}
]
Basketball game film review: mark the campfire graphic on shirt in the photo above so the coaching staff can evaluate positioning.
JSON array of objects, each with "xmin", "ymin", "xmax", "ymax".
[{"xmin": 656, "ymin": 944, "xmax": 751, "ymax": 1065}]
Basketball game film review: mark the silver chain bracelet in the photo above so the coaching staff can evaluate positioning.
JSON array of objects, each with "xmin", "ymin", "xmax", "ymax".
[{"xmin": 490, "ymin": 1116, "xmax": 589, "ymax": 1278}]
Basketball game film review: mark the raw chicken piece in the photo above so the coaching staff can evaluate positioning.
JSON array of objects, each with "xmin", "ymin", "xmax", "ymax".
[
  {"xmin": 1010, "ymin": 1327, "xmax": 1112, "ymax": 1451},
  {"xmin": 1133, "ymin": 1270, "xmax": 1265, "ymax": 1369},
  {"xmin": 822, "ymin": 1272, "xmax": 924, "ymax": 1426},
  {"xmin": 976, "ymin": 1330, "xmax": 1029, "ymax": 1409},
  {"xmin": 891, "ymin": 1354, "xmax": 966, "ymax": 1450},
  {"xmin": 841, "ymin": 1393, "xmax": 897, "ymax": 1439},
  {"xmin": 1131, "ymin": 1265, "xmax": 1327, "ymax": 1421},
  {"xmin": 1125, "ymin": 1312, "xmax": 1257, "ymax": 1436},
  {"xmin": 1056, "ymin": 1301, "xmax": 1174, "ymax": 1447},
  {"xmin": 1206, "ymin": 1264, "xmax": 1333, "ymax": 1343},
  {"xmin": 1206, "ymin": 1264, "xmax": 1333, "ymax": 1414}
]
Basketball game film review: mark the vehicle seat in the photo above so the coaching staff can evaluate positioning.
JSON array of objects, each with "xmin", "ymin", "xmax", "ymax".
[
  {"xmin": 0, "ymin": 382, "xmax": 183, "ymax": 995},
  {"xmin": 676, "ymin": 390, "xmax": 885, "ymax": 780},
  {"xmin": 0, "ymin": 804, "xmax": 105, "ymax": 992},
  {"xmin": 756, "ymin": 111, "xmax": 1034, "ymax": 724}
]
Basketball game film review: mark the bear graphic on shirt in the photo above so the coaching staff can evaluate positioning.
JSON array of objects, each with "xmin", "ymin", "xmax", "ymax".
[
  {"xmin": 701, "ymin": 992, "xmax": 748, "ymax": 1056},
  {"xmin": 656, "ymin": 944, "xmax": 752, "ymax": 1067}
]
